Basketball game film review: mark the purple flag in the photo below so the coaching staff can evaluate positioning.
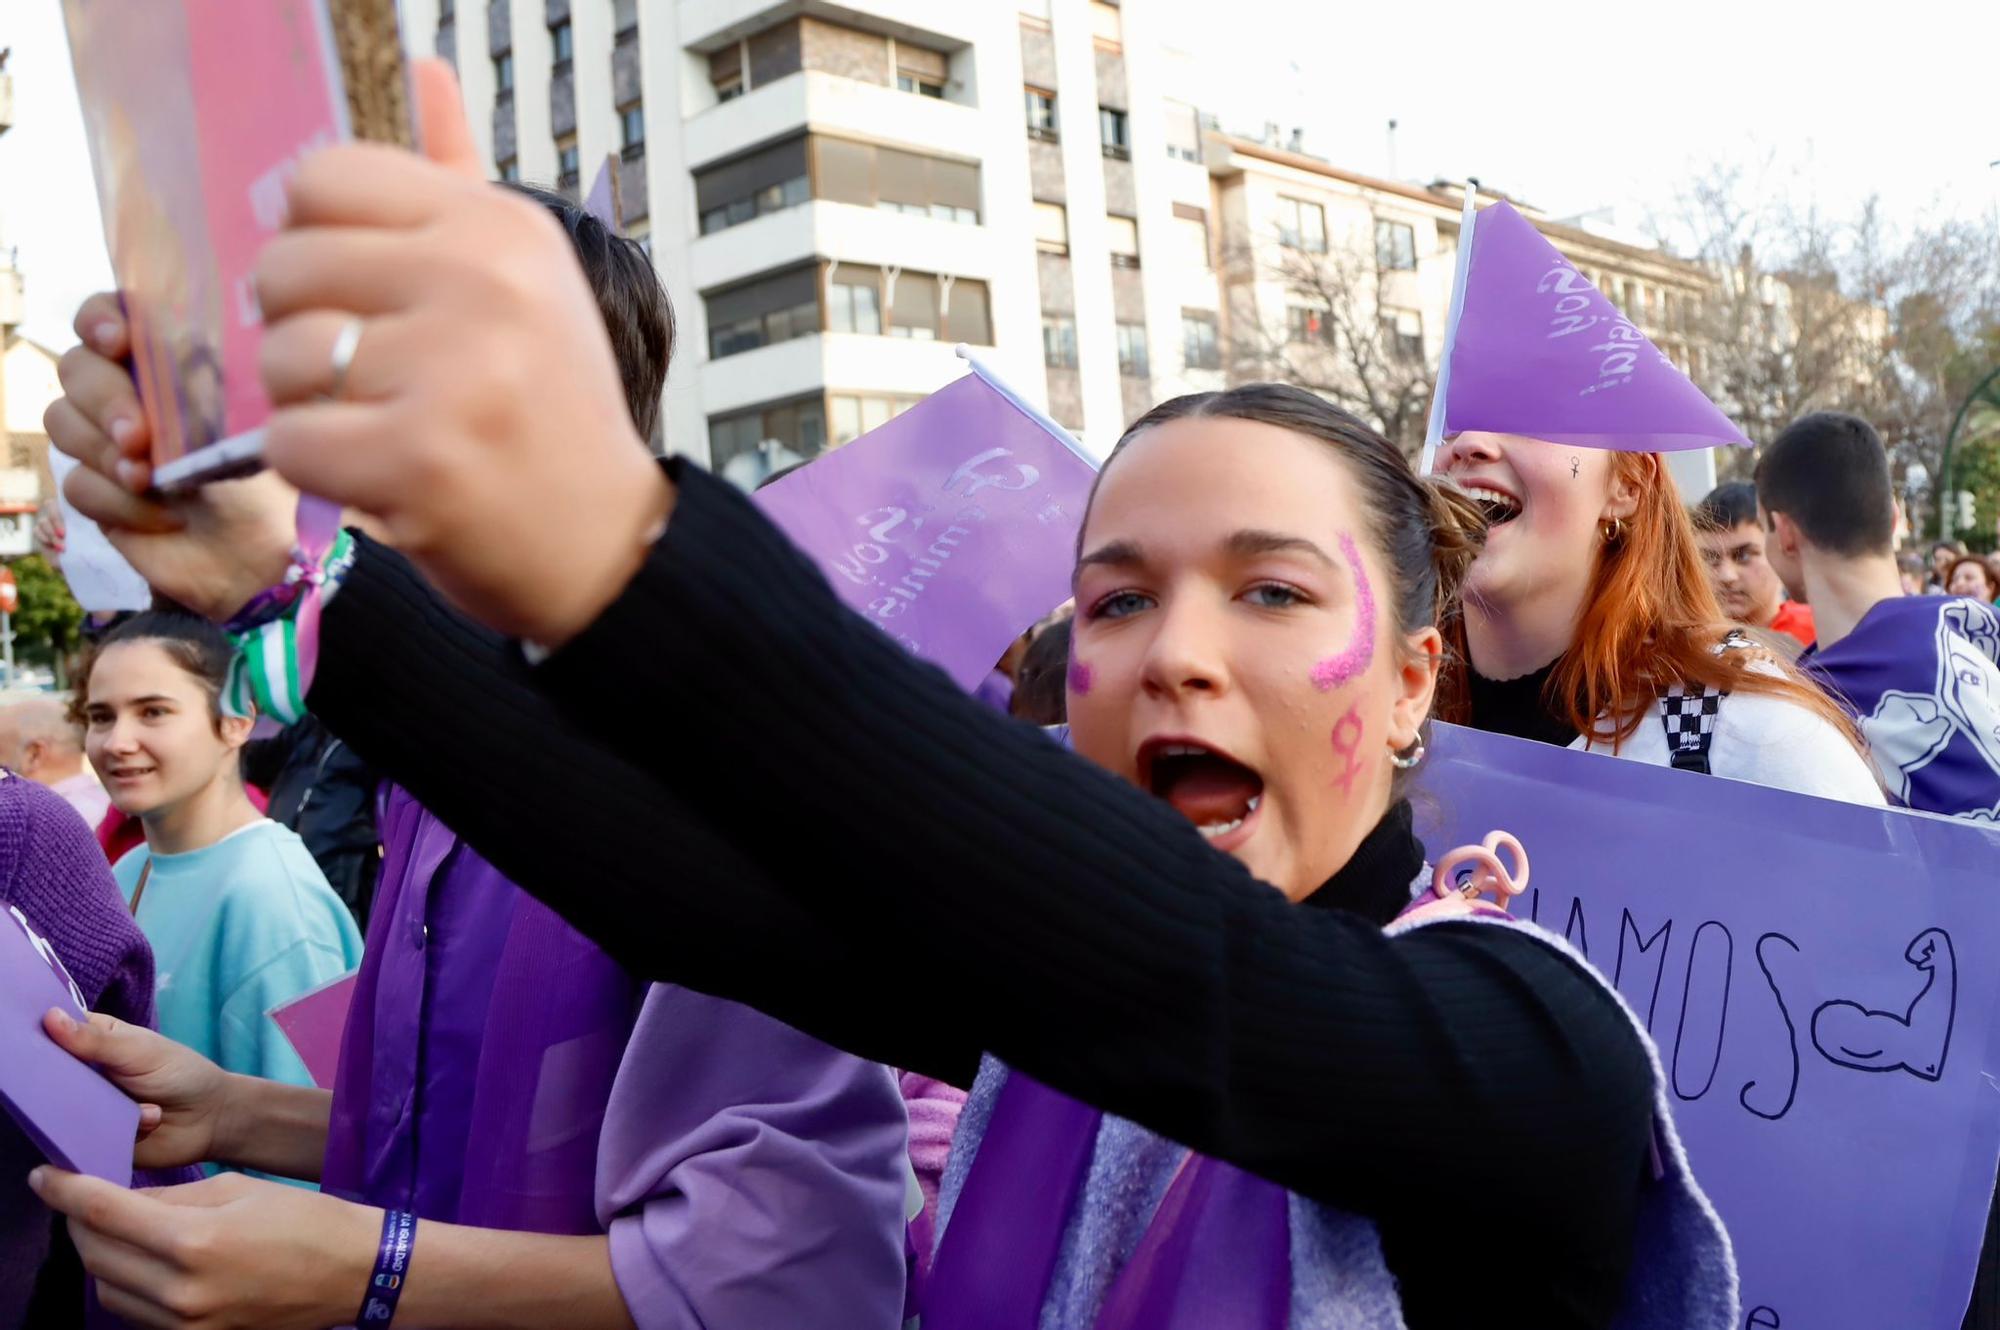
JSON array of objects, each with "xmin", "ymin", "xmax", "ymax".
[
  {"xmin": 270, "ymin": 969, "xmax": 357, "ymax": 1091},
  {"xmin": 582, "ymin": 153, "xmax": 620, "ymax": 234},
  {"xmin": 0, "ymin": 905, "xmax": 139, "ymax": 1184},
  {"xmin": 1443, "ymin": 201, "xmax": 1747, "ymax": 451},
  {"xmin": 754, "ymin": 362, "xmax": 1097, "ymax": 693},
  {"xmin": 1419, "ymin": 723, "xmax": 2000, "ymax": 1326}
]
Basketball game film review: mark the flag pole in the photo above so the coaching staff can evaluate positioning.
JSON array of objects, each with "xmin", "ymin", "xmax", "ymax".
[
  {"xmin": 955, "ymin": 344, "xmax": 1099, "ymax": 468},
  {"xmin": 1419, "ymin": 180, "xmax": 1479, "ymax": 476}
]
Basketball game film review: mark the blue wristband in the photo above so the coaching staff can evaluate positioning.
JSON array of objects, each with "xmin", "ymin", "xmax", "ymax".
[{"xmin": 355, "ymin": 1208, "xmax": 416, "ymax": 1326}]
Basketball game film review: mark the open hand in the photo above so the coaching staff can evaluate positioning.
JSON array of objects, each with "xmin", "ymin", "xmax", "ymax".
[
  {"xmin": 43, "ymin": 1008, "xmax": 234, "ymax": 1172},
  {"xmin": 30, "ymin": 1166, "xmax": 377, "ymax": 1330}
]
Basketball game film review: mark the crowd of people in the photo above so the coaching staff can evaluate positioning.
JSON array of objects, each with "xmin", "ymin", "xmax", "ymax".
[{"xmin": 2, "ymin": 59, "xmax": 1998, "ymax": 1330}]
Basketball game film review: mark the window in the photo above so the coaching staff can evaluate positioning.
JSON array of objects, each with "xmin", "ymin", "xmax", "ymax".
[
  {"xmin": 1277, "ymin": 197, "xmax": 1326, "ymax": 253},
  {"xmin": 704, "ymin": 266, "xmax": 820, "ymax": 359},
  {"xmin": 821, "ymin": 138, "xmax": 979, "ymax": 223},
  {"xmin": 1099, "ymin": 107, "xmax": 1129, "ymax": 160},
  {"xmin": 1107, "ymin": 215, "xmax": 1140, "ymax": 268},
  {"xmin": 710, "ymin": 397, "xmax": 826, "ymax": 488},
  {"xmin": 1090, "ymin": 0, "xmax": 1122, "ymax": 46},
  {"xmin": 1181, "ymin": 310, "xmax": 1220, "ymax": 370},
  {"xmin": 887, "ymin": 272, "xmax": 940, "ymax": 340},
  {"xmin": 1034, "ymin": 201, "xmax": 1069, "ymax": 255},
  {"xmin": 825, "ymin": 265, "xmax": 988, "ymax": 342},
  {"xmin": 1380, "ymin": 309, "xmax": 1423, "ymax": 362},
  {"xmin": 942, "ymin": 278, "xmax": 992, "ymax": 345},
  {"xmin": 1043, "ymin": 316, "xmax": 1079, "ymax": 369},
  {"xmin": 1116, "ymin": 323, "xmax": 1149, "ymax": 378},
  {"xmin": 1374, "ymin": 219, "xmax": 1416, "ymax": 271},
  {"xmin": 894, "ymin": 41, "xmax": 949, "ymax": 98},
  {"xmin": 496, "ymin": 156, "xmax": 520, "ymax": 183},
  {"xmin": 494, "ymin": 50, "xmax": 514, "ymax": 96},
  {"xmin": 826, "ymin": 269, "xmax": 883, "ymax": 335},
  {"xmin": 439, "ymin": 0, "xmax": 454, "ymax": 17},
  {"xmin": 695, "ymin": 136, "xmax": 809, "ymax": 234},
  {"xmin": 613, "ymin": 0, "xmax": 637, "ymax": 36},
  {"xmin": 1164, "ymin": 100, "xmax": 1202, "ymax": 163},
  {"xmin": 556, "ymin": 135, "xmax": 580, "ymax": 190},
  {"xmin": 711, "ymin": 45, "xmax": 745, "ymax": 102},
  {"xmin": 1025, "ymin": 87, "xmax": 1058, "ymax": 142},
  {"xmin": 1173, "ymin": 204, "xmax": 1210, "ymax": 270},
  {"xmin": 620, "ymin": 103, "xmax": 645, "ymax": 158},
  {"xmin": 829, "ymin": 394, "xmax": 922, "ymax": 447},
  {"xmin": 1287, "ymin": 305, "xmax": 1330, "ymax": 345},
  {"xmin": 549, "ymin": 18, "xmax": 573, "ymax": 69}
]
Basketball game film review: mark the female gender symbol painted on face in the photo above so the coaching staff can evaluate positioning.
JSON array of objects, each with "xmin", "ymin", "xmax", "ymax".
[
  {"xmin": 1330, "ymin": 706, "xmax": 1365, "ymax": 797},
  {"xmin": 1571, "ymin": 456, "xmax": 1581, "ymax": 480}
]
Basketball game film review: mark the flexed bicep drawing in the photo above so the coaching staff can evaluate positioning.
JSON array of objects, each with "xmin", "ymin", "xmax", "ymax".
[{"xmin": 1812, "ymin": 929, "xmax": 1956, "ymax": 1082}]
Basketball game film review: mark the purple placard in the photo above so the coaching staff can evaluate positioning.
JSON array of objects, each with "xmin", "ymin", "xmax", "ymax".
[
  {"xmin": 270, "ymin": 969, "xmax": 357, "ymax": 1091},
  {"xmin": 754, "ymin": 369, "xmax": 1097, "ymax": 692},
  {"xmin": 1418, "ymin": 722, "xmax": 2000, "ymax": 1326},
  {"xmin": 0, "ymin": 905, "xmax": 139, "ymax": 1184},
  {"xmin": 1444, "ymin": 201, "xmax": 1748, "ymax": 452}
]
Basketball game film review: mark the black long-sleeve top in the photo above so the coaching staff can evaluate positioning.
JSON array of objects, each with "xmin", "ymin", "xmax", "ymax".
[{"xmin": 309, "ymin": 461, "xmax": 1655, "ymax": 1328}]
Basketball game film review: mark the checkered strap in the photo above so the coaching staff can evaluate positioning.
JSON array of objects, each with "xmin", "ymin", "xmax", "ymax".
[{"xmin": 1657, "ymin": 631, "xmax": 1754, "ymax": 775}]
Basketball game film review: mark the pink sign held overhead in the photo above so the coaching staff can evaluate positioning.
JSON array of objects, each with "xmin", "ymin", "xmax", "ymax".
[
  {"xmin": 0, "ymin": 905, "xmax": 139, "ymax": 1185},
  {"xmin": 61, "ymin": 1, "xmax": 407, "ymax": 489},
  {"xmin": 270, "ymin": 970, "xmax": 359, "ymax": 1091}
]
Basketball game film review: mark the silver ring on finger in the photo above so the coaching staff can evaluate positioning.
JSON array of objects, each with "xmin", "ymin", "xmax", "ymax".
[{"xmin": 326, "ymin": 317, "xmax": 367, "ymax": 401}]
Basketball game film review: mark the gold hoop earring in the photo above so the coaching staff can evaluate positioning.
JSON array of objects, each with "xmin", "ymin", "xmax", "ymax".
[{"xmin": 1601, "ymin": 517, "xmax": 1624, "ymax": 544}]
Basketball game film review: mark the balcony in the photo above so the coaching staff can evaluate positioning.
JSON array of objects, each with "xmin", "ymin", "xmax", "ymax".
[
  {"xmin": 685, "ymin": 70, "xmax": 978, "ymax": 177},
  {"xmin": 678, "ymin": 0, "xmax": 980, "ymax": 54},
  {"xmin": 689, "ymin": 199, "xmax": 1000, "ymax": 296}
]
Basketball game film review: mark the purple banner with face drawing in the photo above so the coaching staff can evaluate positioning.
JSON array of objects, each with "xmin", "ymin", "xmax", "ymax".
[
  {"xmin": 754, "ymin": 368, "xmax": 1098, "ymax": 693},
  {"xmin": 1418, "ymin": 722, "xmax": 2000, "ymax": 1326}
]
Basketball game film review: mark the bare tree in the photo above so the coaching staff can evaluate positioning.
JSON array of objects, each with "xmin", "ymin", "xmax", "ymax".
[
  {"xmin": 1849, "ymin": 203, "xmax": 2000, "ymax": 533},
  {"xmin": 1222, "ymin": 224, "xmax": 1438, "ymax": 456},
  {"xmin": 1655, "ymin": 161, "xmax": 1881, "ymax": 476}
]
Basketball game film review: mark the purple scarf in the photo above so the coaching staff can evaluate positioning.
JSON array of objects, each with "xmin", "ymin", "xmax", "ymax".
[
  {"xmin": 321, "ymin": 787, "xmax": 644, "ymax": 1231},
  {"xmin": 928, "ymin": 904, "xmax": 1737, "ymax": 1330}
]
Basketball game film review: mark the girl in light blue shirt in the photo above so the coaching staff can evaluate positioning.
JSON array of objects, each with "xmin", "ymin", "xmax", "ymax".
[{"xmin": 77, "ymin": 612, "xmax": 361, "ymax": 1091}]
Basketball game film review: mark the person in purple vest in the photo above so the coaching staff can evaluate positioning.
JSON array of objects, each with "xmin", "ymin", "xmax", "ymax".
[
  {"xmin": 1757, "ymin": 412, "xmax": 2000, "ymax": 823},
  {"xmin": 36, "ymin": 72, "xmax": 1732, "ymax": 1329},
  {"xmin": 31, "ymin": 174, "xmax": 910, "ymax": 1330}
]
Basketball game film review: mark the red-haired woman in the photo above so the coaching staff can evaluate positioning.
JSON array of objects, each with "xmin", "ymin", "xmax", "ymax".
[{"xmin": 1436, "ymin": 434, "xmax": 1883, "ymax": 798}]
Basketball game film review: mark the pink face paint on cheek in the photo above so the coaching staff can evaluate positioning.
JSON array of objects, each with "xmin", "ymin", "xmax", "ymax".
[
  {"xmin": 1310, "ymin": 533, "xmax": 1377, "ymax": 692},
  {"xmin": 1331, "ymin": 705, "xmax": 1365, "ymax": 797},
  {"xmin": 1067, "ymin": 660, "xmax": 1094, "ymax": 696}
]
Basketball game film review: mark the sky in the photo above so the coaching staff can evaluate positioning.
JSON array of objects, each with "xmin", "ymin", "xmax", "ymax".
[{"xmin": 3, "ymin": 0, "xmax": 1996, "ymax": 349}]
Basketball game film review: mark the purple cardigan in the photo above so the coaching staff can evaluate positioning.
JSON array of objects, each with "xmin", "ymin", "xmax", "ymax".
[
  {"xmin": 323, "ymin": 786, "xmax": 910, "ymax": 1328},
  {"xmin": 0, "ymin": 773, "xmax": 159, "ymax": 1328}
]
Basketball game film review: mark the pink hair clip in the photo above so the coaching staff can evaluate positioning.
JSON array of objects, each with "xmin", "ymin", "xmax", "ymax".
[{"xmin": 1429, "ymin": 831, "xmax": 1530, "ymax": 912}]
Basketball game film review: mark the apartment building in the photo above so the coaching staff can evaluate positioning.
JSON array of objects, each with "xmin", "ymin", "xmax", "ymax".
[
  {"xmin": 398, "ymin": 0, "xmax": 1227, "ymax": 482},
  {"xmin": 396, "ymin": 1, "xmax": 1723, "ymax": 490}
]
